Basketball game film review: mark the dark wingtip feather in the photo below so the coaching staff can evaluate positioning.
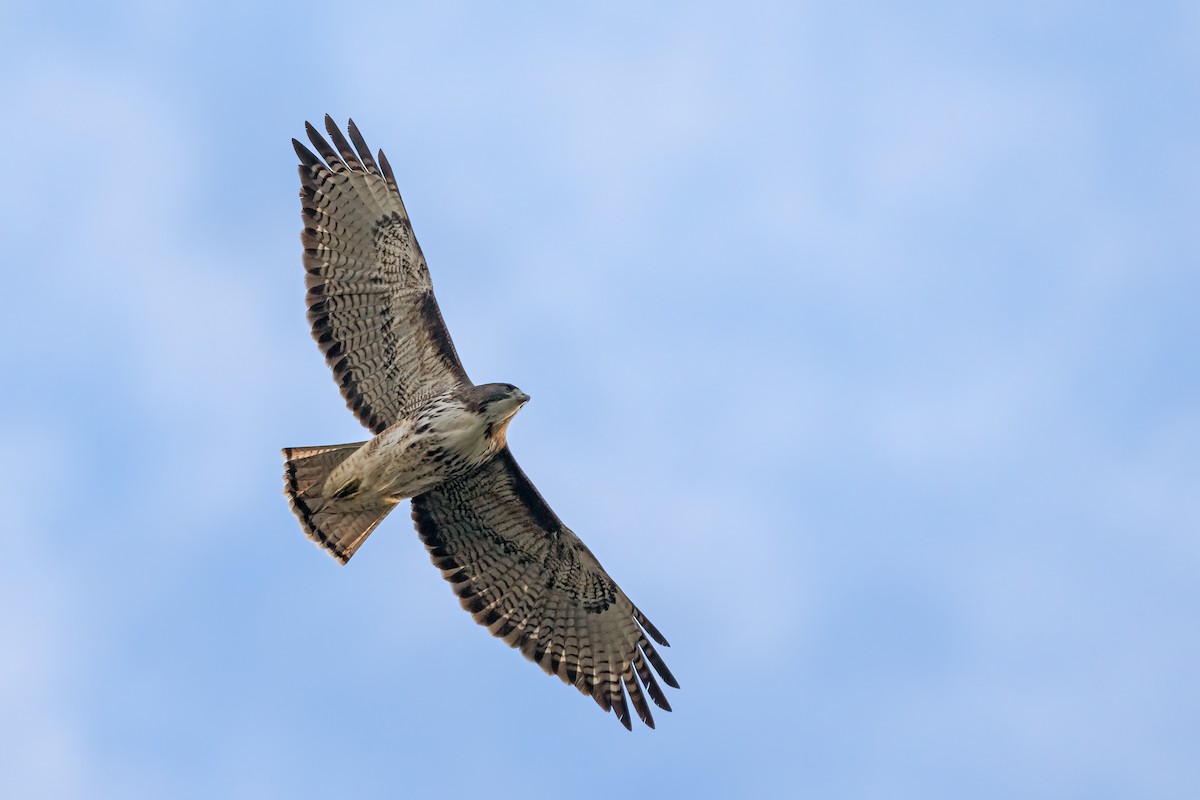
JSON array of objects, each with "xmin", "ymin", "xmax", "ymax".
[
  {"xmin": 641, "ymin": 638, "xmax": 679, "ymax": 689},
  {"xmin": 346, "ymin": 118, "xmax": 380, "ymax": 173},
  {"xmin": 377, "ymin": 148, "xmax": 399, "ymax": 194},
  {"xmin": 293, "ymin": 138, "xmax": 320, "ymax": 167},
  {"xmin": 615, "ymin": 698, "xmax": 632, "ymax": 731},
  {"xmin": 635, "ymin": 607, "xmax": 670, "ymax": 647}
]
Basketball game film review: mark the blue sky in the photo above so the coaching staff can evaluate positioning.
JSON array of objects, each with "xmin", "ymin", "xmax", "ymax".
[{"xmin": 2, "ymin": 1, "xmax": 1197, "ymax": 797}]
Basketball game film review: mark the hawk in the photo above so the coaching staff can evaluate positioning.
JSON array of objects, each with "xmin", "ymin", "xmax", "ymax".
[{"xmin": 282, "ymin": 116, "xmax": 677, "ymax": 729}]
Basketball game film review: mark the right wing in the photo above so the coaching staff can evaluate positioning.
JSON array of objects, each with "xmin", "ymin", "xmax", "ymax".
[
  {"xmin": 295, "ymin": 116, "xmax": 470, "ymax": 434},
  {"xmin": 411, "ymin": 449, "xmax": 678, "ymax": 729}
]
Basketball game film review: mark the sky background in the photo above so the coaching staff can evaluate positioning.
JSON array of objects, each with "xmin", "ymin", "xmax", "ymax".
[{"xmin": 2, "ymin": 1, "xmax": 1198, "ymax": 797}]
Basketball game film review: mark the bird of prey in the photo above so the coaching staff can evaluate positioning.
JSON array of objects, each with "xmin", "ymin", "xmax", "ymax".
[{"xmin": 282, "ymin": 116, "xmax": 677, "ymax": 729}]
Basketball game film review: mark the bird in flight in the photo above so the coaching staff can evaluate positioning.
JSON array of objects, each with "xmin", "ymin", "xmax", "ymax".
[{"xmin": 282, "ymin": 116, "xmax": 677, "ymax": 729}]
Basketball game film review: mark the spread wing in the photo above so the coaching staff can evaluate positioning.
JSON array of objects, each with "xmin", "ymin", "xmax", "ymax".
[
  {"xmin": 294, "ymin": 116, "xmax": 469, "ymax": 434},
  {"xmin": 411, "ymin": 449, "xmax": 678, "ymax": 730}
]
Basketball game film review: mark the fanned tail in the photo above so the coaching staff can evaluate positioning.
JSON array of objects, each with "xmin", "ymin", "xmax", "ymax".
[{"xmin": 282, "ymin": 443, "xmax": 393, "ymax": 563}]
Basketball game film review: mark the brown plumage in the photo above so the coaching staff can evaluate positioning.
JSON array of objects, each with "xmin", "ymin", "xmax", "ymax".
[{"xmin": 282, "ymin": 116, "xmax": 677, "ymax": 729}]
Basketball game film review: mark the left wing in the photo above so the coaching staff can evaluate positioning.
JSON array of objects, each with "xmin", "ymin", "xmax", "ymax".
[
  {"xmin": 294, "ymin": 116, "xmax": 471, "ymax": 434},
  {"xmin": 411, "ymin": 449, "xmax": 678, "ymax": 729}
]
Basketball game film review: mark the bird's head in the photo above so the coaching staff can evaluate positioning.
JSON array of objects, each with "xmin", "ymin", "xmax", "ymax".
[{"xmin": 470, "ymin": 383, "xmax": 530, "ymax": 442}]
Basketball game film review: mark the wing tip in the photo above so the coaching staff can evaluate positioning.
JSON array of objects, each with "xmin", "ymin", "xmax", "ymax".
[
  {"xmin": 634, "ymin": 606, "xmax": 671, "ymax": 647},
  {"xmin": 293, "ymin": 137, "xmax": 320, "ymax": 167}
]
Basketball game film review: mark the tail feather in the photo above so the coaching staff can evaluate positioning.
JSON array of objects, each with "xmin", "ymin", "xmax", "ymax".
[{"xmin": 282, "ymin": 443, "xmax": 393, "ymax": 564}]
